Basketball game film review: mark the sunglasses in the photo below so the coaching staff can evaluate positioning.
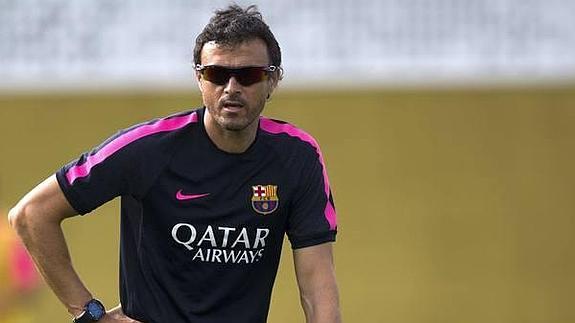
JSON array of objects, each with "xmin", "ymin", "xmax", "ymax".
[{"xmin": 196, "ymin": 64, "xmax": 277, "ymax": 86}]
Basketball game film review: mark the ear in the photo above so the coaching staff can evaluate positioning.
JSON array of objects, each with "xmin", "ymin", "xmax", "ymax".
[{"xmin": 267, "ymin": 68, "xmax": 281, "ymax": 95}]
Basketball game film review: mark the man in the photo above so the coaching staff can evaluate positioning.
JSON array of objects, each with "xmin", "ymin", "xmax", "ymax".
[{"xmin": 8, "ymin": 5, "xmax": 340, "ymax": 323}]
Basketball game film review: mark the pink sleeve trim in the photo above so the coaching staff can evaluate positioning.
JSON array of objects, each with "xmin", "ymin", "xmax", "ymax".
[
  {"xmin": 66, "ymin": 112, "xmax": 198, "ymax": 185},
  {"xmin": 260, "ymin": 117, "xmax": 337, "ymax": 230}
]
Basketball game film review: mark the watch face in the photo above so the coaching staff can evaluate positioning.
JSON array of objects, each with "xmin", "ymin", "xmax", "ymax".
[{"xmin": 87, "ymin": 299, "xmax": 106, "ymax": 320}]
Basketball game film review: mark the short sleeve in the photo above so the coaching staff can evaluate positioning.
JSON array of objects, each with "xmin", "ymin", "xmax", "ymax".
[
  {"xmin": 55, "ymin": 111, "xmax": 199, "ymax": 215},
  {"xmin": 55, "ymin": 130, "xmax": 142, "ymax": 215},
  {"xmin": 287, "ymin": 147, "xmax": 337, "ymax": 249}
]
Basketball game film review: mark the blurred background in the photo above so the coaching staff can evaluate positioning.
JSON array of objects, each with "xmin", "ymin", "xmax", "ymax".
[{"xmin": 1, "ymin": 0, "xmax": 575, "ymax": 322}]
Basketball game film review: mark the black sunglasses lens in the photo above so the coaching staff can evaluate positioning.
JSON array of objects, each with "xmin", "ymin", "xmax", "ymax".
[
  {"xmin": 201, "ymin": 66, "xmax": 268, "ymax": 86},
  {"xmin": 236, "ymin": 68, "xmax": 267, "ymax": 86},
  {"xmin": 202, "ymin": 66, "xmax": 231, "ymax": 85}
]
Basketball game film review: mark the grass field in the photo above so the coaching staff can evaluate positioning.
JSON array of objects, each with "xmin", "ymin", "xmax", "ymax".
[{"xmin": 1, "ymin": 86, "xmax": 575, "ymax": 322}]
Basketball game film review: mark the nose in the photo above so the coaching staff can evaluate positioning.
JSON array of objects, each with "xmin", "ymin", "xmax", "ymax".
[{"xmin": 224, "ymin": 76, "xmax": 242, "ymax": 94}]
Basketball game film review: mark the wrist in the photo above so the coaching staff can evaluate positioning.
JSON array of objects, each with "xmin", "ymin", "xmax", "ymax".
[
  {"xmin": 72, "ymin": 298, "xmax": 106, "ymax": 323},
  {"xmin": 67, "ymin": 296, "xmax": 93, "ymax": 317}
]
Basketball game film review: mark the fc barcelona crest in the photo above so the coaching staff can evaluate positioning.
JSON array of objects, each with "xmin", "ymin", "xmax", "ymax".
[{"xmin": 251, "ymin": 185, "xmax": 279, "ymax": 215}]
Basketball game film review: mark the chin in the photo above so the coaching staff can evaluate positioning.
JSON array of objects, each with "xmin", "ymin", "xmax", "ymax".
[
  {"xmin": 223, "ymin": 124, "xmax": 248, "ymax": 131},
  {"xmin": 218, "ymin": 118, "xmax": 250, "ymax": 132}
]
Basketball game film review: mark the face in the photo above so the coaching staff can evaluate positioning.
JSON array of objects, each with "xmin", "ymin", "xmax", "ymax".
[{"xmin": 197, "ymin": 38, "xmax": 278, "ymax": 133}]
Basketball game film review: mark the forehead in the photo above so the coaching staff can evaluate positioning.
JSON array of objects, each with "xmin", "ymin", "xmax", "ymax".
[{"xmin": 200, "ymin": 38, "xmax": 270, "ymax": 67}]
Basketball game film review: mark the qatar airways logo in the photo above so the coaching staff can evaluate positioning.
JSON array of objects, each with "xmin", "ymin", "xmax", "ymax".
[{"xmin": 171, "ymin": 223, "xmax": 270, "ymax": 264}]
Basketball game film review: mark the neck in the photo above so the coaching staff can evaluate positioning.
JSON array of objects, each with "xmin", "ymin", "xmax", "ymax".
[{"xmin": 204, "ymin": 114, "xmax": 258, "ymax": 154}]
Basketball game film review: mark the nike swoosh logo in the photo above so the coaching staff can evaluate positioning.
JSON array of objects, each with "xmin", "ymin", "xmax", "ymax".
[{"xmin": 176, "ymin": 190, "xmax": 210, "ymax": 201}]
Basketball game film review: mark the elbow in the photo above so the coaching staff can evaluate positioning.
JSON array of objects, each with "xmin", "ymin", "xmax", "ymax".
[
  {"xmin": 8, "ymin": 203, "xmax": 29, "ymax": 234},
  {"xmin": 8, "ymin": 201, "xmax": 45, "ymax": 236}
]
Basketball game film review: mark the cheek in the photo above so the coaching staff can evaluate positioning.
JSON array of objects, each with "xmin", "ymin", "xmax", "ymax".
[
  {"xmin": 249, "ymin": 83, "xmax": 271, "ymax": 101},
  {"xmin": 201, "ymin": 84, "xmax": 222, "ymax": 106}
]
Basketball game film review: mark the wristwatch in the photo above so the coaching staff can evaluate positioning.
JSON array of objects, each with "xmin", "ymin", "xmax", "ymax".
[{"xmin": 73, "ymin": 299, "xmax": 106, "ymax": 323}]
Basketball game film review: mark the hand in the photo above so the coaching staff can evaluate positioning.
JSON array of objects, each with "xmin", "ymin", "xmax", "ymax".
[{"xmin": 100, "ymin": 304, "xmax": 144, "ymax": 323}]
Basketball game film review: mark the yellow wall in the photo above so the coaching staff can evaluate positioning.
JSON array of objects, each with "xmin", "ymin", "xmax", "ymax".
[{"xmin": 1, "ymin": 87, "xmax": 574, "ymax": 322}]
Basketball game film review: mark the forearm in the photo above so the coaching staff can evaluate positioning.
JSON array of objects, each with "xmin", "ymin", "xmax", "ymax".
[
  {"xmin": 9, "ymin": 183, "xmax": 92, "ymax": 317},
  {"xmin": 294, "ymin": 243, "xmax": 342, "ymax": 323},
  {"xmin": 300, "ymin": 277, "xmax": 341, "ymax": 323}
]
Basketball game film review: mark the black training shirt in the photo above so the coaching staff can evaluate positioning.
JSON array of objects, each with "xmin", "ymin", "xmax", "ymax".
[{"xmin": 56, "ymin": 108, "xmax": 337, "ymax": 323}]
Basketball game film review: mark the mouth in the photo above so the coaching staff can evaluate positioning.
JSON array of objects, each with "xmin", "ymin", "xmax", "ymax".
[{"xmin": 221, "ymin": 100, "xmax": 245, "ymax": 112}]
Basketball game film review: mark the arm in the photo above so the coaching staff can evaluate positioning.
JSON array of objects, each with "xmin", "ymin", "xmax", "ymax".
[
  {"xmin": 293, "ymin": 242, "xmax": 341, "ymax": 323},
  {"xmin": 8, "ymin": 175, "xmax": 140, "ymax": 322},
  {"xmin": 8, "ymin": 175, "xmax": 91, "ymax": 317}
]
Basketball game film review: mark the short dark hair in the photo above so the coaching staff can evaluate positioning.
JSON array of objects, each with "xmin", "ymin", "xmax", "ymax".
[{"xmin": 193, "ymin": 4, "xmax": 282, "ymax": 68}]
